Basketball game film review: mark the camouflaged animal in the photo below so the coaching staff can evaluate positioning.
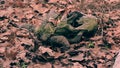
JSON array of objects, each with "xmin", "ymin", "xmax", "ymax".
[{"xmin": 35, "ymin": 11, "xmax": 98, "ymax": 47}]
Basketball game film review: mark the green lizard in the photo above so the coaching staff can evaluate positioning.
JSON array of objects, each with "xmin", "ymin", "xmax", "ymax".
[{"xmin": 35, "ymin": 11, "xmax": 98, "ymax": 48}]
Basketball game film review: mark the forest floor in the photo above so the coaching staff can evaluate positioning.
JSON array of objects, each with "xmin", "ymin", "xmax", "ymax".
[{"xmin": 0, "ymin": 0, "xmax": 120, "ymax": 68}]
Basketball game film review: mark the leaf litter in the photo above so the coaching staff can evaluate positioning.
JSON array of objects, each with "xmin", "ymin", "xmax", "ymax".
[{"xmin": 0, "ymin": 0, "xmax": 120, "ymax": 68}]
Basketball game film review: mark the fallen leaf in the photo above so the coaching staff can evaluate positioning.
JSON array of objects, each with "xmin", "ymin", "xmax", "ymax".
[
  {"xmin": 0, "ymin": 7, "xmax": 14, "ymax": 17},
  {"xmin": 68, "ymin": 53, "xmax": 84, "ymax": 62},
  {"xmin": 97, "ymin": 64, "xmax": 104, "ymax": 68},
  {"xmin": 16, "ymin": 29, "xmax": 29, "ymax": 38},
  {"xmin": 53, "ymin": 52, "xmax": 63, "ymax": 58},
  {"xmin": 39, "ymin": 46, "xmax": 54, "ymax": 56},
  {"xmin": 0, "ymin": 47, "xmax": 6, "ymax": 54},
  {"xmin": 30, "ymin": 4, "xmax": 49, "ymax": 14},
  {"xmin": 72, "ymin": 62, "xmax": 83, "ymax": 68},
  {"xmin": 113, "ymin": 51, "xmax": 120, "ymax": 68},
  {"xmin": 48, "ymin": 0, "xmax": 58, "ymax": 3},
  {"xmin": 3, "ymin": 60, "xmax": 11, "ymax": 68}
]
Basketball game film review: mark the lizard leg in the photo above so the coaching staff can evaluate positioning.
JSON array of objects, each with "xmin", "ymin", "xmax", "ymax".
[
  {"xmin": 68, "ymin": 31, "xmax": 84, "ymax": 44},
  {"xmin": 49, "ymin": 36, "xmax": 70, "ymax": 47},
  {"xmin": 49, "ymin": 36, "xmax": 70, "ymax": 52}
]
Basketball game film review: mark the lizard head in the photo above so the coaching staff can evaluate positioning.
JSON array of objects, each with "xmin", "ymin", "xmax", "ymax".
[{"xmin": 67, "ymin": 11, "xmax": 84, "ymax": 27}]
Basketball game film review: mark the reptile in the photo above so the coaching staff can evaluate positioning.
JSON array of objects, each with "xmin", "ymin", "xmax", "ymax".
[{"xmin": 35, "ymin": 11, "xmax": 98, "ymax": 48}]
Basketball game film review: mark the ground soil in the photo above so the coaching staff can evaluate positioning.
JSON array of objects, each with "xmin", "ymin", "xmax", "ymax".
[{"xmin": 0, "ymin": 0, "xmax": 120, "ymax": 68}]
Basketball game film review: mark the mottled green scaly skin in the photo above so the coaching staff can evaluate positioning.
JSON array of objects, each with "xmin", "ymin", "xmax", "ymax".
[
  {"xmin": 35, "ymin": 23, "xmax": 55, "ymax": 41},
  {"xmin": 76, "ymin": 15, "xmax": 98, "ymax": 32},
  {"xmin": 35, "ymin": 12, "xmax": 98, "ymax": 47}
]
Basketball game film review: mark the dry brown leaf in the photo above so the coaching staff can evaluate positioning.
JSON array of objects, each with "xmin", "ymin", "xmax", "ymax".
[
  {"xmin": 31, "ymin": 18, "xmax": 42, "ymax": 30},
  {"xmin": 106, "ymin": 54, "xmax": 112, "ymax": 60},
  {"xmin": 39, "ymin": 46, "xmax": 54, "ymax": 56},
  {"xmin": 14, "ymin": 38, "xmax": 24, "ymax": 50},
  {"xmin": 105, "ymin": 0, "xmax": 120, "ymax": 4},
  {"xmin": 69, "ymin": 53, "xmax": 84, "ymax": 61},
  {"xmin": 0, "ymin": 42, "xmax": 11, "ymax": 47},
  {"xmin": 72, "ymin": 62, "xmax": 83, "ymax": 68},
  {"xmin": 48, "ymin": 0, "xmax": 59, "ymax": 3},
  {"xmin": 3, "ymin": 60, "xmax": 11, "ymax": 68},
  {"xmin": 16, "ymin": 50, "xmax": 26, "ymax": 59},
  {"xmin": 53, "ymin": 52, "xmax": 63, "ymax": 58},
  {"xmin": 111, "ymin": 16, "xmax": 119, "ymax": 20},
  {"xmin": 28, "ymin": 63, "xmax": 52, "ymax": 68},
  {"xmin": 16, "ymin": 29, "xmax": 29, "ymax": 38},
  {"xmin": 28, "ymin": 64, "xmax": 41, "ymax": 68},
  {"xmin": 97, "ymin": 52, "xmax": 106, "ymax": 58},
  {"xmin": 8, "ymin": 0, "xmax": 27, "ymax": 7},
  {"xmin": 59, "ymin": 1, "xmax": 67, "ymax": 5},
  {"xmin": 98, "ymin": 59, "xmax": 104, "ymax": 63},
  {"xmin": 5, "ymin": 47, "xmax": 18, "ymax": 60},
  {"xmin": 61, "ymin": 59, "xmax": 69, "ymax": 65},
  {"xmin": 25, "ymin": 13, "xmax": 34, "ymax": 19},
  {"xmin": 0, "ymin": 7, "xmax": 14, "ymax": 17},
  {"xmin": 90, "ymin": 36, "xmax": 103, "ymax": 41},
  {"xmin": 20, "ymin": 38, "xmax": 34, "ymax": 46},
  {"xmin": 30, "ymin": 4, "xmax": 49, "ymax": 14},
  {"xmin": 97, "ymin": 64, "xmax": 104, "ymax": 68},
  {"xmin": 0, "ymin": 47, "xmax": 6, "ymax": 54},
  {"xmin": 0, "ymin": 36, "xmax": 9, "ymax": 41},
  {"xmin": 13, "ymin": 8, "xmax": 25, "ymax": 20},
  {"xmin": 113, "ymin": 51, "xmax": 120, "ymax": 68}
]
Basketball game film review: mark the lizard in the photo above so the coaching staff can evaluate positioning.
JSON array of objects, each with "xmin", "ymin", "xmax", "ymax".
[{"xmin": 35, "ymin": 11, "xmax": 98, "ymax": 49}]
